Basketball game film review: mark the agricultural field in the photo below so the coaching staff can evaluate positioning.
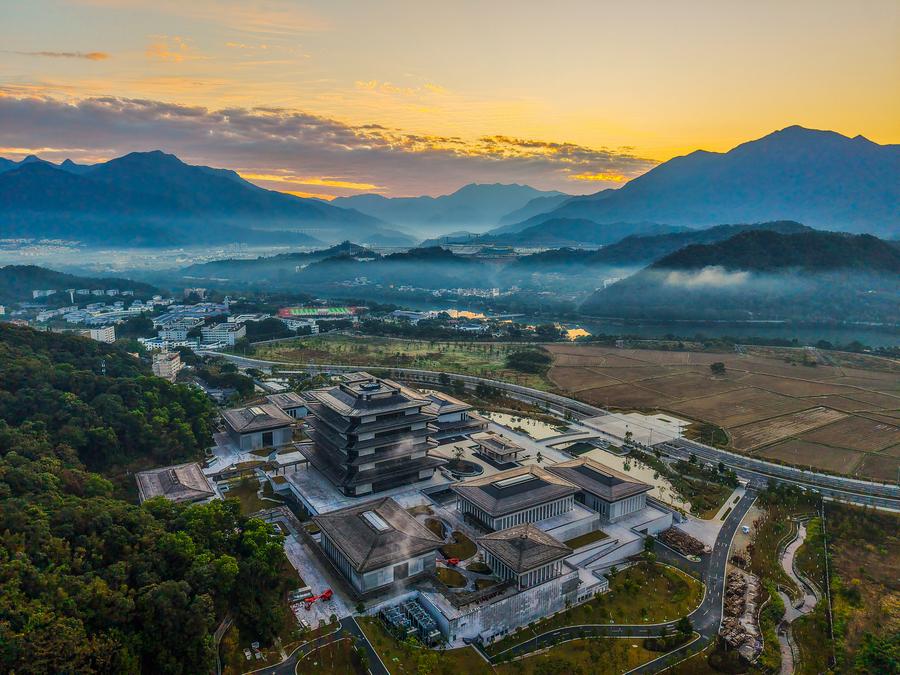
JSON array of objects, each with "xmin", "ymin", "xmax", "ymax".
[
  {"xmin": 250, "ymin": 335, "xmax": 553, "ymax": 389},
  {"xmin": 544, "ymin": 344, "xmax": 900, "ymax": 480}
]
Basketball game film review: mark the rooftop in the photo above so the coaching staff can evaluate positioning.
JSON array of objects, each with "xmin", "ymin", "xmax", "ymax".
[
  {"xmin": 424, "ymin": 390, "xmax": 471, "ymax": 415},
  {"xmin": 265, "ymin": 391, "xmax": 307, "ymax": 410},
  {"xmin": 306, "ymin": 372, "xmax": 432, "ymax": 418},
  {"xmin": 478, "ymin": 524, "xmax": 571, "ymax": 574},
  {"xmin": 451, "ymin": 465, "xmax": 577, "ymax": 517},
  {"xmin": 313, "ymin": 496, "xmax": 443, "ymax": 572},
  {"xmin": 470, "ymin": 430, "xmax": 522, "ymax": 454},
  {"xmin": 222, "ymin": 403, "xmax": 294, "ymax": 434},
  {"xmin": 135, "ymin": 462, "xmax": 215, "ymax": 504},
  {"xmin": 545, "ymin": 456, "xmax": 652, "ymax": 502}
]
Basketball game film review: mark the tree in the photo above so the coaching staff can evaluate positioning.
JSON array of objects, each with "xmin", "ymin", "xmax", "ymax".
[
  {"xmin": 535, "ymin": 451, "xmax": 544, "ymax": 465},
  {"xmin": 710, "ymin": 362, "xmax": 726, "ymax": 376},
  {"xmin": 676, "ymin": 615, "xmax": 693, "ymax": 636}
]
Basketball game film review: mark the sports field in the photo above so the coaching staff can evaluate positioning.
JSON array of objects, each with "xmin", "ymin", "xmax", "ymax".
[{"xmin": 545, "ymin": 344, "xmax": 900, "ymax": 481}]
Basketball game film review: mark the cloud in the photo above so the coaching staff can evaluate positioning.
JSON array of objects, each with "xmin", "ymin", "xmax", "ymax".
[
  {"xmin": 569, "ymin": 171, "xmax": 630, "ymax": 183},
  {"xmin": 11, "ymin": 51, "xmax": 109, "ymax": 61},
  {"xmin": 146, "ymin": 36, "xmax": 202, "ymax": 62},
  {"xmin": 0, "ymin": 93, "xmax": 657, "ymax": 196},
  {"xmin": 664, "ymin": 266, "xmax": 751, "ymax": 288}
]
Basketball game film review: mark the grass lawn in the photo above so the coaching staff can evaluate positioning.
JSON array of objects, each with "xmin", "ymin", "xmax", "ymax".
[
  {"xmin": 486, "ymin": 562, "xmax": 703, "ymax": 655},
  {"xmin": 564, "ymin": 529, "xmax": 609, "ymax": 548},
  {"xmin": 296, "ymin": 636, "xmax": 366, "ymax": 674},
  {"xmin": 251, "ymin": 335, "xmax": 553, "ymax": 390},
  {"xmin": 496, "ymin": 638, "xmax": 660, "ymax": 674},
  {"xmin": 466, "ymin": 561, "xmax": 492, "ymax": 574},
  {"xmin": 441, "ymin": 531, "xmax": 477, "ymax": 560},
  {"xmin": 222, "ymin": 478, "xmax": 285, "ymax": 516},
  {"xmin": 356, "ymin": 616, "xmax": 488, "ymax": 674},
  {"xmin": 436, "ymin": 567, "xmax": 467, "ymax": 588},
  {"xmin": 424, "ymin": 517, "xmax": 446, "ymax": 538},
  {"xmin": 406, "ymin": 504, "xmax": 434, "ymax": 516}
]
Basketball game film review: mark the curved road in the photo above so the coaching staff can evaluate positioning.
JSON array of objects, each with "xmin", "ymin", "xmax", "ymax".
[{"xmin": 208, "ymin": 352, "xmax": 899, "ymax": 510}]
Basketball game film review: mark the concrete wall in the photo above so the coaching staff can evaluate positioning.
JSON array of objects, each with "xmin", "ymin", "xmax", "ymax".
[
  {"xmin": 320, "ymin": 532, "xmax": 436, "ymax": 593},
  {"xmin": 580, "ymin": 491, "xmax": 647, "ymax": 523},
  {"xmin": 458, "ymin": 495, "xmax": 575, "ymax": 531},
  {"xmin": 236, "ymin": 426, "xmax": 292, "ymax": 450}
]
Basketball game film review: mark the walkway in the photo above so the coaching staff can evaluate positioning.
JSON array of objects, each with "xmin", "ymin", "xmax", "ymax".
[{"xmin": 776, "ymin": 521, "xmax": 820, "ymax": 675}]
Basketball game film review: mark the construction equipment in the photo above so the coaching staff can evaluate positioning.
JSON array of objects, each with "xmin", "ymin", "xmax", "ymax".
[{"xmin": 303, "ymin": 589, "xmax": 333, "ymax": 610}]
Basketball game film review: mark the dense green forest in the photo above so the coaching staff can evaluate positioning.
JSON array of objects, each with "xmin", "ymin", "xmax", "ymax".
[
  {"xmin": 0, "ymin": 265, "xmax": 158, "ymax": 304},
  {"xmin": 0, "ymin": 325, "xmax": 289, "ymax": 673}
]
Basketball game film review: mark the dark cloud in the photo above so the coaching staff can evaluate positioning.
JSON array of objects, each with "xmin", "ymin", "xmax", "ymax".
[{"xmin": 0, "ymin": 94, "xmax": 657, "ymax": 196}]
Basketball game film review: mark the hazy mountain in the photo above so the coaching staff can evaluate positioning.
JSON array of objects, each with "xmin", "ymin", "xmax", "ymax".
[
  {"xmin": 581, "ymin": 230, "xmax": 900, "ymax": 322},
  {"xmin": 333, "ymin": 183, "xmax": 566, "ymax": 235},
  {"xmin": 0, "ymin": 264, "xmax": 157, "ymax": 304},
  {"xmin": 178, "ymin": 241, "xmax": 375, "ymax": 285},
  {"xmin": 494, "ymin": 193, "xmax": 576, "ymax": 230},
  {"xmin": 515, "ymin": 221, "xmax": 811, "ymax": 271},
  {"xmin": 0, "ymin": 151, "xmax": 413, "ymax": 246},
  {"xmin": 483, "ymin": 218, "xmax": 684, "ymax": 247},
  {"xmin": 519, "ymin": 126, "xmax": 900, "ymax": 237}
]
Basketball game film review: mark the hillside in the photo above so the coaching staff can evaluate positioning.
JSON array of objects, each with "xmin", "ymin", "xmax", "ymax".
[
  {"xmin": 0, "ymin": 264, "xmax": 158, "ymax": 304},
  {"xmin": 483, "ymin": 218, "xmax": 683, "ymax": 246},
  {"xmin": 513, "ymin": 221, "xmax": 811, "ymax": 271},
  {"xmin": 515, "ymin": 126, "xmax": 900, "ymax": 237},
  {"xmin": 581, "ymin": 230, "xmax": 900, "ymax": 322},
  {"xmin": 333, "ymin": 183, "xmax": 565, "ymax": 235},
  {"xmin": 0, "ymin": 151, "xmax": 412, "ymax": 246}
]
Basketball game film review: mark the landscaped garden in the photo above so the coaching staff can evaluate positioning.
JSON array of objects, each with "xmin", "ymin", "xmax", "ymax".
[
  {"xmin": 564, "ymin": 529, "xmax": 609, "ymax": 549},
  {"xmin": 440, "ymin": 531, "xmax": 477, "ymax": 560},
  {"xmin": 485, "ymin": 561, "xmax": 704, "ymax": 656}
]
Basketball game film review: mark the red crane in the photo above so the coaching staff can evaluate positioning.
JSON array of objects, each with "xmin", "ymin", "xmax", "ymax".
[
  {"xmin": 303, "ymin": 588, "xmax": 333, "ymax": 610},
  {"xmin": 436, "ymin": 557, "xmax": 460, "ymax": 567}
]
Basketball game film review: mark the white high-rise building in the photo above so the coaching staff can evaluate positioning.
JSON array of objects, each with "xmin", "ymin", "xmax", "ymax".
[{"xmin": 152, "ymin": 351, "xmax": 183, "ymax": 383}]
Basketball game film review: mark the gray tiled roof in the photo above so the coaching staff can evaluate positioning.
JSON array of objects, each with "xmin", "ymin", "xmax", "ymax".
[
  {"xmin": 265, "ymin": 391, "xmax": 307, "ymax": 410},
  {"xmin": 306, "ymin": 372, "xmax": 430, "ymax": 418},
  {"xmin": 545, "ymin": 456, "xmax": 652, "ymax": 502},
  {"xmin": 424, "ymin": 391, "xmax": 471, "ymax": 415},
  {"xmin": 135, "ymin": 462, "xmax": 215, "ymax": 504},
  {"xmin": 222, "ymin": 403, "xmax": 294, "ymax": 434},
  {"xmin": 451, "ymin": 465, "xmax": 577, "ymax": 517},
  {"xmin": 479, "ymin": 524, "xmax": 571, "ymax": 574},
  {"xmin": 314, "ymin": 497, "xmax": 443, "ymax": 572}
]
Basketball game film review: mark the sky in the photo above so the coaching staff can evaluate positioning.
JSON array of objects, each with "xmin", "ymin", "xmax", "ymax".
[{"xmin": 1, "ymin": 0, "xmax": 898, "ymax": 199}]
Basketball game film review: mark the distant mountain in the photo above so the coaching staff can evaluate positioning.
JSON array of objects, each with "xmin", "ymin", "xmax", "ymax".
[
  {"xmin": 494, "ymin": 193, "xmax": 575, "ymax": 230},
  {"xmin": 0, "ymin": 151, "xmax": 413, "ymax": 246},
  {"xmin": 581, "ymin": 230, "xmax": 900, "ymax": 322},
  {"xmin": 333, "ymin": 183, "xmax": 566, "ymax": 235},
  {"xmin": 179, "ymin": 241, "xmax": 375, "ymax": 285},
  {"xmin": 483, "ymin": 218, "xmax": 684, "ymax": 247},
  {"xmin": 0, "ymin": 265, "xmax": 157, "ymax": 304},
  {"xmin": 519, "ymin": 126, "xmax": 900, "ymax": 237},
  {"xmin": 515, "ymin": 221, "xmax": 811, "ymax": 271}
]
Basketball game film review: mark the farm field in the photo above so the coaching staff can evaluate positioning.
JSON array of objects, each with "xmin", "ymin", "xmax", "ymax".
[
  {"xmin": 544, "ymin": 344, "xmax": 900, "ymax": 481},
  {"xmin": 249, "ymin": 335, "xmax": 552, "ymax": 389}
]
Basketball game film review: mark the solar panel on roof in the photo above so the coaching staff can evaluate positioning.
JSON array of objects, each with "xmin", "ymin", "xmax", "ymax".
[
  {"xmin": 361, "ymin": 510, "xmax": 391, "ymax": 532},
  {"xmin": 249, "ymin": 406, "xmax": 265, "ymax": 416}
]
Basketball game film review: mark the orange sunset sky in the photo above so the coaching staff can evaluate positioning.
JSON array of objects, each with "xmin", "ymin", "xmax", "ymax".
[{"xmin": 1, "ymin": 0, "xmax": 898, "ymax": 199}]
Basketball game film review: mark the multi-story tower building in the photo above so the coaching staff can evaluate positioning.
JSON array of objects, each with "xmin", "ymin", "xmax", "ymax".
[{"xmin": 300, "ymin": 372, "xmax": 446, "ymax": 496}]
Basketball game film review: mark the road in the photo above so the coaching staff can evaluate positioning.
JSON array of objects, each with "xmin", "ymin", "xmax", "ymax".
[
  {"xmin": 208, "ymin": 353, "xmax": 900, "ymax": 509},
  {"xmin": 481, "ymin": 489, "xmax": 757, "ymax": 670},
  {"xmin": 247, "ymin": 617, "xmax": 388, "ymax": 675}
]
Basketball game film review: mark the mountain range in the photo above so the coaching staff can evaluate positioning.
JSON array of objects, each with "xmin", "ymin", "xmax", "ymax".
[
  {"xmin": 332, "ymin": 184, "xmax": 567, "ymax": 236},
  {"xmin": 498, "ymin": 126, "xmax": 899, "ymax": 238},
  {"xmin": 0, "ymin": 152, "xmax": 412, "ymax": 247},
  {"xmin": 0, "ymin": 264, "xmax": 157, "ymax": 304},
  {"xmin": 581, "ymin": 230, "xmax": 900, "ymax": 322}
]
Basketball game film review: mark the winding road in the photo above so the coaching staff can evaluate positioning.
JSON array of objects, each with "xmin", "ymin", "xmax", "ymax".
[{"xmin": 776, "ymin": 520, "xmax": 820, "ymax": 674}]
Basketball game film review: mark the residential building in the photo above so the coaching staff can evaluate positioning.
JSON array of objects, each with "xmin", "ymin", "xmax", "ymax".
[
  {"xmin": 152, "ymin": 351, "xmax": 183, "ymax": 383},
  {"xmin": 201, "ymin": 321, "xmax": 246, "ymax": 346},
  {"xmin": 300, "ymin": 372, "xmax": 447, "ymax": 497},
  {"xmin": 265, "ymin": 392, "xmax": 308, "ymax": 418},
  {"xmin": 546, "ymin": 457, "xmax": 653, "ymax": 522},
  {"xmin": 469, "ymin": 430, "xmax": 523, "ymax": 464},
  {"xmin": 222, "ymin": 403, "xmax": 294, "ymax": 450},
  {"xmin": 88, "ymin": 325, "xmax": 116, "ymax": 343},
  {"xmin": 313, "ymin": 496, "xmax": 443, "ymax": 594},
  {"xmin": 479, "ymin": 524, "xmax": 572, "ymax": 590},
  {"xmin": 135, "ymin": 462, "xmax": 216, "ymax": 504},
  {"xmin": 279, "ymin": 317, "xmax": 319, "ymax": 333},
  {"xmin": 424, "ymin": 391, "xmax": 488, "ymax": 439}
]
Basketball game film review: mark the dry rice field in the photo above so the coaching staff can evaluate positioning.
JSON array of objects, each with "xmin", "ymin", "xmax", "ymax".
[{"xmin": 544, "ymin": 344, "xmax": 900, "ymax": 481}]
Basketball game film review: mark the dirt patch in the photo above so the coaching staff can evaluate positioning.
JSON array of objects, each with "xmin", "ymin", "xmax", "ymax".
[
  {"xmin": 797, "ymin": 415, "xmax": 900, "ymax": 453},
  {"xmin": 801, "ymin": 395, "xmax": 880, "ymax": 412},
  {"xmin": 547, "ymin": 365, "xmax": 622, "ymax": 391},
  {"xmin": 577, "ymin": 383, "xmax": 675, "ymax": 409},
  {"xmin": 637, "ymin": 371, "xmax": 748, "ymax": 399},
  {"xmin": 854, "ymin": 453, "xmax": 900, "ymax": 482},
  {"xmin": 728, "ymin": 407, "xmax": 847, "ymax": 452},
  {"xmin": 734, "ymin": 373, "xmax": 849, "ymax": 397},
  {"xmin": 669, "ymin": 388, "xmax": 810, "ymax": 429},
  {"xmin": 755, "ymin": 440, "xmax": 866, "ymax": 474}
]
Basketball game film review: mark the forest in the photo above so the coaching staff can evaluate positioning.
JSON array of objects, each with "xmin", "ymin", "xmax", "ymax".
[{"xmin": 0, "ymin": 325, "xmax": 290, "ymax": 673}]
